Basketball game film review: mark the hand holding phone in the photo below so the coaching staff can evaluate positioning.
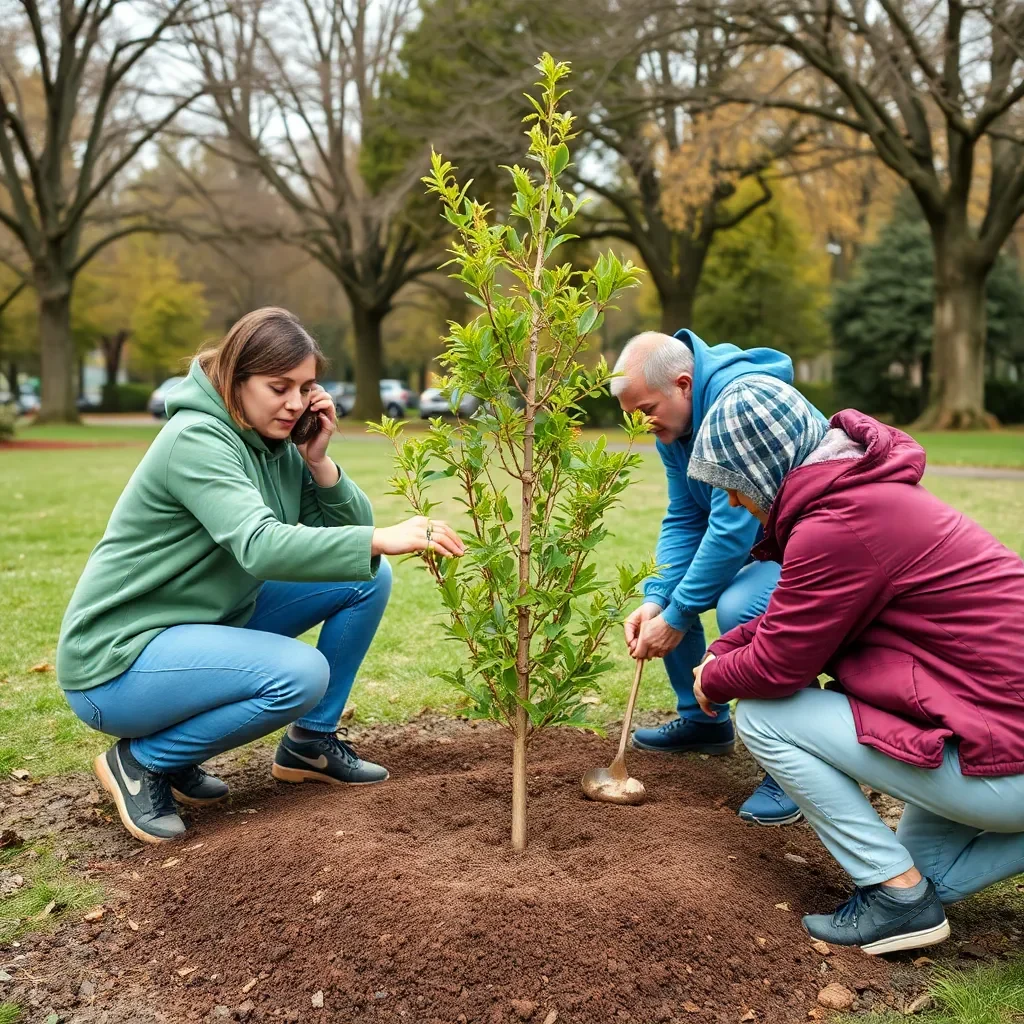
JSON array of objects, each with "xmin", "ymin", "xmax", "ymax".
[{"xmin": 293, "ymin": 384, "xmax": 337, "ymax": 468}]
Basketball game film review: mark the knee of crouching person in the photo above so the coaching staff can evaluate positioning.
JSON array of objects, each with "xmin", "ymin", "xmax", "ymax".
[
  {"xmin": 734, "ymin": 698, "xmax": 773, "ymax": 746},
  {"xmin": 288, "ymin": 645, "xmax": 331, "ymax": 714}
]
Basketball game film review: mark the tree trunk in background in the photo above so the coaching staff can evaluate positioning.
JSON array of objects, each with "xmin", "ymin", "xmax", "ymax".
[
  {"xmin": 658, "ymin": 281, "xmax": 697, "ymax": 336},
  {"xmin": 350, "ymin": 301, "xmax": 386, "ymax": 420},
  {"xmin": 7, "ymin": 361, "xmax": 17, "ymax": 395},
  {"xmin": 913, "ymin": 234, "xmax": 993, "ymax": 429},
  {"xmin": 36, "ymin": 280, "xmax": 79, "ymax": 424}
]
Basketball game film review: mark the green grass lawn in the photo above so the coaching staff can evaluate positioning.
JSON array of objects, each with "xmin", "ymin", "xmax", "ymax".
[{"xmin": 2, "ymin": 424, "xmax": 1023, "ymax": 778}]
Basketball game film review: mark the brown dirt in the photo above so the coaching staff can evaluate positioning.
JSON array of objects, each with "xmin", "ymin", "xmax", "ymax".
[
  {"xmin": 7, "ymin": 721, "xmax": 921, "ymax": 1024},
  {"xmin": 0, "ymin": 439, "xmax": 147, "ymax": 452}
]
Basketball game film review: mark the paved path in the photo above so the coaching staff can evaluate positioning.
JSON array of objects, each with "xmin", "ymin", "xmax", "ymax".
[{"xmin": 79, "ymin": 416, "xmax": 1024, "ymax": 480}]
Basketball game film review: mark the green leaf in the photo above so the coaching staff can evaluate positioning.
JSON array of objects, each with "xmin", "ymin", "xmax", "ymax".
[
  {"xmin": 577, "ymin": 305, "xmax": 599, "ymax": 335},
  {"xmin": 551, "ymin": 143, "xmax": 570, "ymax": 177}
]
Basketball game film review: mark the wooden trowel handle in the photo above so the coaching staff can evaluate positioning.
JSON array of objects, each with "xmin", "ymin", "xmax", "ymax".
[{"xmin": 616, "ymin": 659, "xmax": 645, "ymax": 760}]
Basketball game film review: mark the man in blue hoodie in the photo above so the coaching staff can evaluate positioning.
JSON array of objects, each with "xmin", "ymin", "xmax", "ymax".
[{"xmin": 614, "ymin": 329, "xmax": 825, "ymax": 825}]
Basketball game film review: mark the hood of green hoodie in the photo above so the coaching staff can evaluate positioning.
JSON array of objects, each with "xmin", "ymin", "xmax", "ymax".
[{"xmin": 166, "ymin": 359, "xmax": 284, "ymax": 458}]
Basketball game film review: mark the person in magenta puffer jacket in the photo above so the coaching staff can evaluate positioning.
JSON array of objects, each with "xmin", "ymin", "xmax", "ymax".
[{"xmin": 686, "ymin": 377, "xmax": 1024, "ymax": 956}]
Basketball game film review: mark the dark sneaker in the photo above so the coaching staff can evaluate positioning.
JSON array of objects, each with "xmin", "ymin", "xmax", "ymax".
[
  {"xmin": 631, "ymin": 716, "xmax": 735, "ymax": 754},
  {"xmin": 802, "ymin": 880, "xmax": 950, "ymax": 955},
  {"xmin": 272, "ymin": 730, "xmax": 389, "ymax": 786},
  {"xmin": 93, "ymin": 740, "xmax": 187, "ymax": 844},
  {"xmin": 738, "ymin": 773, "xmax": 803, "ymax": 826},
  {"xmin": 169, "ymin": 765, "xmax": 229, "ymax": 807}
]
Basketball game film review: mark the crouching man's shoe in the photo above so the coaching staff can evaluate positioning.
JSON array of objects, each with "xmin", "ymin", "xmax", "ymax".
[
  {"xmin": 93, "ymin": 739, "xmax": 187, "ymax": 844},
  {"xmin": 272, "ymin": 730, "xmax": 389, "ymax": 786},
  {"xmin": 802, "ymin": 879, "xmax": 950, "ymax": 955},
  {"xmin": 631, "ymin": 716, "xmax": 735, "ymax": 755}
]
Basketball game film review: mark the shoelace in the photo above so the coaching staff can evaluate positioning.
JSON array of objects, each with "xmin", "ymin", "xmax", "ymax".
[
  {"xmin": 172, "ymin": 765, "xmax": 208, "ymax": 786},
  {"xmin": 758, "ymin": 774, "xmax": 787, "ymax": 800},
  {"xmin": 318, "ymin": 730, "xmax": 361, "ymax": 767},
  {"xmin": 833, "ymin": 886, "xmax": 874, "ymax": 927},
  {"xmin": 146, "ymin": 770, "xmax": 178, "ymax": 818}
]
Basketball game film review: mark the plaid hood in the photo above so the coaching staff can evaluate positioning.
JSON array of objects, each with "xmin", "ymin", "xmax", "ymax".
[{"xmin": 687, "ymin": 375, "xmax": 829, "ymax": 515}]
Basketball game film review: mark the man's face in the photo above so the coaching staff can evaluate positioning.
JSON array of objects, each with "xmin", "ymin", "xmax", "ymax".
[{"xmin": 617, "ymin": 372, "xmax": 694, "ymax": 443}]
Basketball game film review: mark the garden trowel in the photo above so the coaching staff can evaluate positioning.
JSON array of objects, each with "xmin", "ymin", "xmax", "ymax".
[{"xmin": 580, "ymin": 658, "xmax": 647, "ymax": 806}]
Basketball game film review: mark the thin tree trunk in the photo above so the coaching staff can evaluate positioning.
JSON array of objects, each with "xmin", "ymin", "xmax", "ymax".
[
  {"xmin": 349, "ymin": 301, "xmax": 386, "ymax": 420},
  {"xmin": 36, "ymin": 281, "xmax": 79, "ymax": 424},
  {"xmin": 7, "ymin": 361, "xmax": 17, "ymax": 396},
  {"xmin": 913, "ymin": 241, "xmax": 993, "ymax": 430}
]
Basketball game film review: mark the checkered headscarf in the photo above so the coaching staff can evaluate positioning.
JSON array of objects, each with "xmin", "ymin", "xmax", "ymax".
[{"xmin": 688, "ymin": 375, "xmax": 829, "ymax": 515}]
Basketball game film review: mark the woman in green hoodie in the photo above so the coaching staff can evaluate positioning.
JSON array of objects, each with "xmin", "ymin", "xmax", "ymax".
[{"xmin": 57, "ymin": 307, "xmax": 464, "ymax": 844}]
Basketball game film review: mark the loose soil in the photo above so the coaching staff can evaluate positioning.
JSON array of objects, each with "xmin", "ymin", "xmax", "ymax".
[
  {"xmin": 0, "ymin": 719, "xmax": 980, "ymax": 1024},
  {"xmin": 0, "ymin": 439, "xmax": 148, "ymax": 452}
]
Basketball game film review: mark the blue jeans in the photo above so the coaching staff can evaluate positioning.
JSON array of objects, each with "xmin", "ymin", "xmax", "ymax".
[
  {"xmin": 665, "ymin": 559, "xmax": 781, "ymax": 723},
  {"xmin": 64, "ymin": 560, "xmax": 392, "ymax": 773},
  {"xmin": 737, "ymin": 687, "xmax": 1024, "ymax": 902}
]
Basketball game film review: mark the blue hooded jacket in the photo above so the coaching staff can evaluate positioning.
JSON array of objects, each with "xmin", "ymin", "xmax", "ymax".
[{"xmin": 644, "ymin": 329, "xmax": 800, "ymax": 633}]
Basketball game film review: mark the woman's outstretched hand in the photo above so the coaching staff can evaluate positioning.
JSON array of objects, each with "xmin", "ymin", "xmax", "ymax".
[{"xmin": 371, "ymin": 516, "xmax": 466, "ymax": 558}]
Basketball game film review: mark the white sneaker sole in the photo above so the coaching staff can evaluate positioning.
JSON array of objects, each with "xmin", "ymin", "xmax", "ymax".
[
  {"xmin": 861, "ymin": 919, "xmax": 951, "ymax": 955},
  {"xmin": 738, "ymin": 809, "xmax": 804, "ymax": 827}
]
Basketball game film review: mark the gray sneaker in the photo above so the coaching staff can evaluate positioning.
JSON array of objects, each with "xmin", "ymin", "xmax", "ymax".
[
  {"xmin": 272, "ymin": 730, "xmax": 389, "ymax": 786},
  {"xmin": 170, "ymin": 765, "xmax": 229, "ymax": 806},
  {"xmin": 93, "ymin": 740, "xmax": 187, "ymax": 844}
]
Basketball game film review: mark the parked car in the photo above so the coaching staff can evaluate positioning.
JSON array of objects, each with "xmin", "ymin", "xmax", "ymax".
[
  {"xmin": 148, "ymin": 377, "xmax": 186, "ymax": 419},
  {"xmin": 322, "ymin": 381, "xmax": 356, "ymax": 417},
  {"xmin": 379, "ymin": 379, "xmax": 416, "ymax": 418},
  {"xmin": 16, "ymin": 386, "xmax": 40, "ymax": 416},
  {"xmin": 321, "ymin": 379, "xmax": 417, "ymax": 418},
  {"xmin": 419, "ymin": 387, "xmax": 480, "ymax": 419}
]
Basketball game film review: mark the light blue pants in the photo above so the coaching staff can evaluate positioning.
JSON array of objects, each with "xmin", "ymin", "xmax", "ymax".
[
  {"xmin": 64, "ymin": 561, "xmax": 392, "ymax": 773},
  {"xmin": 666, "ymin": 559, "xmax": 781, "ymax": 722},
  {"xmin": 737, "ymin": 687, "xmax": 1024, "ymax": 903}
]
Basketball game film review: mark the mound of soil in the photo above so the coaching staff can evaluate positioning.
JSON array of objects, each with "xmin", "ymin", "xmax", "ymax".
[{"xmin": 19, "ymin": 723, "xmax": 908, "ymax": 1024}]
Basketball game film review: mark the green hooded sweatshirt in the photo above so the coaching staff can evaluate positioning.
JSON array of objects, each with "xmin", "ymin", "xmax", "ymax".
[{"xmin": 56, "ymin": 359, "xmax": 380, "ymax": 691}]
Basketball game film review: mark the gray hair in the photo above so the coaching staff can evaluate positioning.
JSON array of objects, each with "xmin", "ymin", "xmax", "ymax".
[{"xmin": 610, "ymin": 331, "xmax": 695, "ymax": 397}]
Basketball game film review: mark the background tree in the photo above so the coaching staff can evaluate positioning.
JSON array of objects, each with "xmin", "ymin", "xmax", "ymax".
[
  {"xmin": 186, "ymin": 0, "xmax": 452, "ymax": 418},
  {"xmin": 830, "ymin": 196, "xmax": 1024, "ymax": 423},
  {"xmin": 693, "ymin": 179, "xmax": 830, "ymax": 358},
  {"xmin": 0, "ymin": 0, "xmax": 204, "ymax": 422},
  {"xmin": 377, "ymin": 56, "xmax": 652, "ymax": 851},
  {"xmin": 714, "ymin": 0, "xmax": 1024, "ymax": 427}
]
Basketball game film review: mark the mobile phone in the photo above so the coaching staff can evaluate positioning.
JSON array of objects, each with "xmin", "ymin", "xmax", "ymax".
[{"xmin": 291, "ymin": 404, "xmax": 321, "ymax": 445}]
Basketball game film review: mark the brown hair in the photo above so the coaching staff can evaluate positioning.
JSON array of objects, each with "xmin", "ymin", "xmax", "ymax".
[{"xmin": 198, "ymin": 307, "xmax": 326, "ymax": 429}]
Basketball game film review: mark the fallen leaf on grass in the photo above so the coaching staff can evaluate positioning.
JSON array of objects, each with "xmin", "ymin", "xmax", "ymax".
[
  {"xmin": 774, "ymin": 902, "xmax": 790, "ymax": 911},
  {"xmin": 34, "ymin": 900, "xmax": 57, "ymax": 919},
  {"xmin": 176, "ymin": 966, "xmax": 197, "ymax": 978},
  {"xmin": 30, "ymin": 662, "xmax": 53, "ymax": 673},
  {"xmin": 903, "ymin": 994, "xmax": 934, "ymax": 1014},
  {"xmin": 242, "ymin": 978, "xmax": 258, "ymax": 994},
  {"xmin": 10, "ymin": 769, "xmax": 30, "ymax": 781},
  {"xmin": 83, "ymin": 908, "xmax": 105, "ymax": 922}
]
